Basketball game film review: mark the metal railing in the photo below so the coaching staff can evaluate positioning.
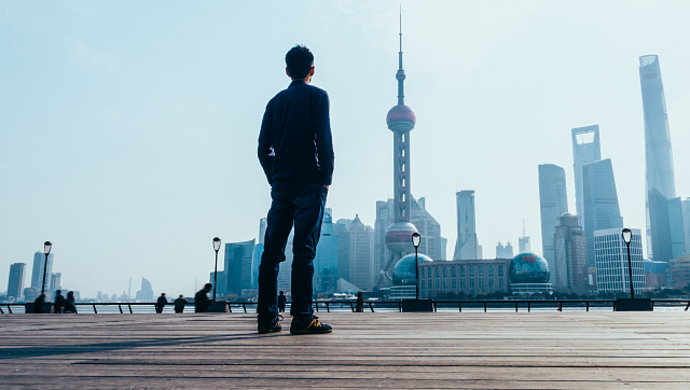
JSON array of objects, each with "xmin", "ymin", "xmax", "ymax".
[{"xmin": 2, "ymin": 299, "xmax": 689, "ymax": 314}]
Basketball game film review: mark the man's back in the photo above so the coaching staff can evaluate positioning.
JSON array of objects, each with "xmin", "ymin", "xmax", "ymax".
[
  {"xmin": 258, "ymin": 81, "xmax": 334, "ymax": 187},
  {"xmin": 194, "ymin": 290, "xmax": 210, "ymax": 312}
]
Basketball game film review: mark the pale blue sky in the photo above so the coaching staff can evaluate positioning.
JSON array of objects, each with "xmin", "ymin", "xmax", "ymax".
[{"xmin": 2, "ymin": 1, "xmax": 690, "ymax": 298}]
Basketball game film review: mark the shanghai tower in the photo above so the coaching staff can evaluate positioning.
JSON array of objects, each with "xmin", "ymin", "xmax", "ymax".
[
  {"xmin": 639, "ymin": 55, "xmax": 677, "ymax": 259},
  {"xmin": 374, "ymin": 16, "xmax": 419, "ymax": 289}
]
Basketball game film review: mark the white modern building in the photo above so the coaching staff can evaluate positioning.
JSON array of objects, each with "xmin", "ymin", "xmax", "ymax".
[{"xmin": 593, "ymin": 228, "xmax": 646, "ymax": 294}]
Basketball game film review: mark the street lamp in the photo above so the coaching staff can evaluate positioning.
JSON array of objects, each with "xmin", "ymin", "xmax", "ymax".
[
  {"xmin": 212, "ymin": 237, "xmax": 221, "ymax": 300},
  {"xmin": 411, "ymin": 232, "xmax": 421, "ymax": 300},
  {"xmin": 41, "ymin": 241, "xmax": 52, "ymax": 295},
  {"xmin": 622, "ymin": 228, "xmax": 634, "ymax": 299}
]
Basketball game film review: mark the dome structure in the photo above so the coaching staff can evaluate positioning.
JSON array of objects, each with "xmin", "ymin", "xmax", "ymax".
[
  {"xmin": 392, "ymin": 253, "xmax": 433, "ymax": 285},
  {"xmin": 385, "ymin": 222, "xmax": 419, "ymax": 254},
  {"xmin": 509, "ymin": 252, "xmax": 550, "ymax": 284},
  {"xmin": 386, "ymin": 105, "xmax": 416, "ymax": 126}
]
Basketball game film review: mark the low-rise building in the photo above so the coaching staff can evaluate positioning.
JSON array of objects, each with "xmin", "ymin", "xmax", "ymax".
[
  {"xmin": 418, "ymin": 258, "xmax": 511, "ymax": 298},
  {"xmin": 669, "ymin": 255, "xmax": 690, "ymax": 289}
]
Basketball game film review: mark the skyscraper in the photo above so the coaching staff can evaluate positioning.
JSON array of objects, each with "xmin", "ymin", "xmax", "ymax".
[
  {"xmin": 667, "ymin": 197, "xmax": 686, "ymax": 260},
  {"xmin": 7, "ymin": 263, "xmax": 26, "ymax": 301},
  {"xmin": 374, "ymin": 18, "xmax": 420, "ymax": 290},
  {"xmin": 496, "ymin": 241, "xmax": 514, "ymax": 259},
  {"xmin": 219, "ymin": 239, "xmax": 255, "ymax": 296},
  {"xmin": 647, "ymin": 189, "xmax": 685, "ymax": 263},
  {"xmin": 639, "ymin": 55, "xmax": 677, "ymax": 259},
  {"xmin": 682, "ymin": 198, "xmax": 690, "ymax": 256},
  {"xmin": 314, "ymin": 208, "xmax": 338, "ymax": 293},
  {"xmin": 553, "ymin": 213, "xmax": 588, "ymax": 294},
  {"xmin": 346, "ymin": 215, "xmax": 375, "ymax": 290},
  {"xmin": 572, "ymin": 125, "xmax": 602, "ymax": 229},
  {"xmin": 454, "ymin": 190, "xmax": 480, "ymax": 260},
  {"xmin": 538, "ymin": 164, "xmax": 568, "ymax": 284},
  {"xmin": 135, "ymin": 278, "xmax": 154, "ymax": 302},
  {"xmin": 519, "ymin": 221, "xmax": 531, "ymax": 253},
  {"xmin": 594, "ymin": 228, "xmax": 646, "ymax": 294},
  {"xmin": 30, "ymin": 252, "xmax": 53, "ymax": 292},
  {"xmin": 582, "ymin": 159, "xmax": 624, "ymax": 268},
  {"xmin": 410, "ymin": 197, "xmax": 444, "ymax": 261},
  {"xmin": 251, "ymin": 218, "xmax": 267, "ymax": 289}
]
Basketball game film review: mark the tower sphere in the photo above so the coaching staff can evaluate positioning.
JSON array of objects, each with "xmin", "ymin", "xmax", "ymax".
[
  {"xmin": 385, "ymin": 222, "xmax": 419, "ymax": 254},
  {"xmin": 509, "ymin": 252, "xmax": 550, "ymax": 284},
  {"xmin": 392, "ymin": 253, "xmax": 432, "ymax": 285},
  {"xmin": 386, "ymin": 105, "xmax": 416, "ymax": 128}
]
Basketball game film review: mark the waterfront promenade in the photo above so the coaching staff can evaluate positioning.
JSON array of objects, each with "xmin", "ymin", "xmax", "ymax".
[{"xmin": 1, "ymin": 312, "xmax": 689, "ymax": 389}]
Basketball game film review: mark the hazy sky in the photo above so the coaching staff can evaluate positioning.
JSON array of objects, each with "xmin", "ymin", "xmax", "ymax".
[{"xmin": 2, "ymin": 1, "xmax": 690, "ymax": 298}]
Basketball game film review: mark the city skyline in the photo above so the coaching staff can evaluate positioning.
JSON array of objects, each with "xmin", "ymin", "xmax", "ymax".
[{"xmin": 2, "ymin": 2, "xmax": 690, "ymax": 297}]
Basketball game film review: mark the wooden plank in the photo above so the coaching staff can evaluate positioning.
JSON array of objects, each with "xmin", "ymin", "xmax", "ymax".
[{"xmin": 1, "ymin": 312, "xmax": 689, "ymax": 388}]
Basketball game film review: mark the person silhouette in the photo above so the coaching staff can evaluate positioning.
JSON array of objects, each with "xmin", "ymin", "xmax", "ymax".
[
  {"xmin": 257, "ymin": 45, "xmax": 334, "ymax": 335},
  {"xmin": 278, "ymin": 291, "xmax": 287, "ymax": 313},
  {"xmin": 54, "ymin": 290, "xmax": 66, "ymax": 313},
  {"xmin": 194, "ymin": 283, "xmax": 214, "ymax": 313},
  {"xmin": 155, "ymin": 293, "xmax": 167, "ymax": 313},
  {"xmin": 174, "ymin": 295, "xmax": 187, "ymax": 313}
]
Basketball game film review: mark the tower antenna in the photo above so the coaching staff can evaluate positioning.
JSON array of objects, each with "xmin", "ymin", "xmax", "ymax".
[{"xmin": 522, "ymin": 218, "xmax": 527, "ymax": 237}]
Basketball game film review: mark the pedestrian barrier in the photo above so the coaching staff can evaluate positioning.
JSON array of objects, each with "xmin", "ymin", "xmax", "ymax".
[{"xmin": 2, "ymin": 299, "xmax": 690, "ymax": 314}]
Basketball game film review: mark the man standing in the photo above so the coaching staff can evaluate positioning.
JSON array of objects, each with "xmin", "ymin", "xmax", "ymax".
[
  {"xmin": 155, "ymin": 293, "xmax": 167, "ymax": 314},
  {"xmin": 257, "ymin": 45, "xmax": 334, "ymax": 335}
]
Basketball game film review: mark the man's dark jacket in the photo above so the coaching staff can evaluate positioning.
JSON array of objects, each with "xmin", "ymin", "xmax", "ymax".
[
  {"xmin": 194, "ymin": 290, "xmax": 212, "ymax": 313},
  {"xmin": 258, "ymin": 80, "xmax": 334, "ymax": 186},
  {"xmin": 54, "ymin": 293, "xmax": 65, "ymax": 313}
]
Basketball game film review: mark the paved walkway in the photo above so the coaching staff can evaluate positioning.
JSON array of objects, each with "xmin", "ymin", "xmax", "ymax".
[{"xmin": 1, "ymin": 312, "xmax": 689, "ymax": 389}]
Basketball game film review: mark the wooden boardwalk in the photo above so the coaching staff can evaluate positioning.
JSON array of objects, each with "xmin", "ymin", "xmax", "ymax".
[{"xmin": 1, "ymin": 312, "xmax": 689, "ymax": 389}]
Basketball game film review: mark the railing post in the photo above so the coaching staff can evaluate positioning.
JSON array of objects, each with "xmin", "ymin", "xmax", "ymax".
[
  {"xmin": 484, "ymin": 302, "xmax": 487, "ymax": 312},
  {"xmin": 528, "ymin": 302, "xmax": 531, "ymax": 312},
  {"xmin": 399, "ymin": 302, "xmax": 402, "ymax": 312},
  {"xmin": 0, "ymin": 306, "xmax": 3, "ymax": 314},
  {"xmin": 369, "ymin": 303, "xmax": 374, "ymax": 312},
  {"xmin": 586, "ymin": 301, "xmax": 589, "ymax": 312},
  {"xmin": 226, "ymin": 303, "xmax": 231, "ymax": 313},
  {"xmin": 515, "ymin": 302, "xmax": 518, "ymax": 312},
  {"xmin": 459, "ymin": 302, "xmax": 462, "ymax": 313},
  {"xmin": 128, "ymin": 304, "xmax": 133, "ymax": 314},
  {"xmin": 243, "ymin": 304, "xmax": 247, "ymax": 313},
  {"xmin": 93, "ymin": 304, "xmax": 97, "ymax": 314},
  {"xmin": 651, "ymin": 301, "xmax": 655, "ymax": 311},
  {"xmin": 8, "ymin": 305, "xmax": 12, "ymax": 314},
  {"xmin": 118, "ymin": 304, "xmax": 123, "ymax": 314},
  {"xmin": 612, "ymin": 301, "xmax": 616, "ymax": 311},
  {"xmin": 349, "ymin": 302, "xmax": 354, "ymax": 313},
  {"xmin": 326, "ymin": 302, "xmax": 330, "ymax": 313},
  {"xmin": 685, "ymin": 301, "xmax": 690, "ymax": 311}
]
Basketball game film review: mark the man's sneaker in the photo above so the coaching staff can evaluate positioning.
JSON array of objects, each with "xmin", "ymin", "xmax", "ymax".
[
  {"xmin": 289, "ymin": 316, "xmax": 332, "ymax": 335},
  {"xmin": 258, "ymin": 315, "xmax": 283, "ymax": 334}
]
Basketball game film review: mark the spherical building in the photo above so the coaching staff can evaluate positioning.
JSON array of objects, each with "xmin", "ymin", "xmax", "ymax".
[
  {"xmin": 392, "ymin": 254, "xmax": 433, "ymax": 286},
  {"xmin": 509, "ymin": 252, "xmax": 553, "ymax": 295},
  {"xmin": 385, "ymin": 222, "xmax": 419, "ymax": 254}
]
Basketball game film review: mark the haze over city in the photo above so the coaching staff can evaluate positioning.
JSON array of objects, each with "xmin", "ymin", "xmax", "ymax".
[{"xmin": 2, "ymin": 1, "xmax": 690, "ymax": 298}]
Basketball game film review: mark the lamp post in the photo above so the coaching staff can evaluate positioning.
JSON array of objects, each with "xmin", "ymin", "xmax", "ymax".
[
  {"xmin": 622, "ymin": 228, "xmax": 634, "ymax": 299},
  {"xmin": 41, "ymin": 241, "xmax": 52, "ymax": 295},
  {"xmin": 412, "ymin": 232, "xmax": 421, "ymax": 300},
  {"xmin": 212, "ymin": 237, "xmax": 221, "ymax": 300}
]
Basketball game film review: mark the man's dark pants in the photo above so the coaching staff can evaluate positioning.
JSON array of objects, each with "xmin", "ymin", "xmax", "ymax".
[{"xmin": 258, "ymin": 181, "xmax": 327, "ymax": 324}]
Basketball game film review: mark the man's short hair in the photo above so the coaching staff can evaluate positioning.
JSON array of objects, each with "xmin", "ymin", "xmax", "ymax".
[{"xmin": 286, "ymin": 45, "xmax": 314, "ymax": 80}]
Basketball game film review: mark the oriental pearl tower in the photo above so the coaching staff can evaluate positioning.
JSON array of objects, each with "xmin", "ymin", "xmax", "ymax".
[{"xmin": 374, "ymin": 17, "xmax": 419, "ymax": 289}]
